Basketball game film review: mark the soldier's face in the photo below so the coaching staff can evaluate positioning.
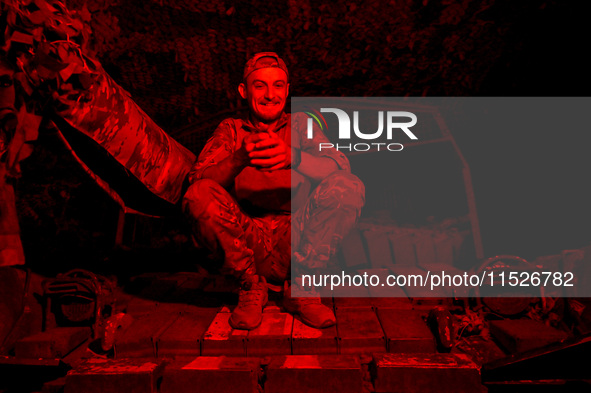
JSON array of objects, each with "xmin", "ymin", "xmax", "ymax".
[{"xmin": 239, "ymin": 67, "xmax": 289, "ymax": 124}]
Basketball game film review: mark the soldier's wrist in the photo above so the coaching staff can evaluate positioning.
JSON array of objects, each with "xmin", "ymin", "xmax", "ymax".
[{"xmin": 290, "ymin": 147, "xmax": 301, "ymax": 170}]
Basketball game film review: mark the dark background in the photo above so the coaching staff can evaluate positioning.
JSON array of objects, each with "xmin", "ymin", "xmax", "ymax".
[{"xmin": 15, "ymin": 0, "xmax": 591, "ymax": 271}]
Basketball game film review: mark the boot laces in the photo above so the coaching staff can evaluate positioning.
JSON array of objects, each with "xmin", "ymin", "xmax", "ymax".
[{"xmin": 238, "ymin": 282, "xmax": 266, "ymax": 307}]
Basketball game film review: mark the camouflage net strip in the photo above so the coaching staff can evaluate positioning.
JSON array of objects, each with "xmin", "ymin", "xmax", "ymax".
[{"xmin": 1, "ymin": 0, "xmax": 195, "ymax": 205}]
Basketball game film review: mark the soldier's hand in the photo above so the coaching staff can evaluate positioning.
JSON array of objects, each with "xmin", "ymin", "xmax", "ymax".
[
  {"xmin": 249, "ymin": 132, "xmax": 291, "ymax": 170},
  {"xmin": 234, "ymin": 133, "xmax": 270, "ymax": 166}
]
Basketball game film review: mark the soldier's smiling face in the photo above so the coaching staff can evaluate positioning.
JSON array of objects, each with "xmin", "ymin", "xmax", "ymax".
[{"xmin": 239, "ymin": 67, "xmax": 289, "ymax": 124}]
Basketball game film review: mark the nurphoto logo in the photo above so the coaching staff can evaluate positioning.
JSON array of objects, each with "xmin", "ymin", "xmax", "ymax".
[{"xmin": 306, "ymin": 108, "xmax": 418, "ymax": 152}]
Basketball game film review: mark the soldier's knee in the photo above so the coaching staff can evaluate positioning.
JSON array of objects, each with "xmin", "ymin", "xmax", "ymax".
[
  {"xmin": 182, "ymin": 179, "xmax": 225, "ymax": 215},
  {"xmin": 316, "ymin": 171, "xmax": 365, "ymax": 209},
  {"xmin": 185, "ymin": 178, "xmax": 226, "ymax": 199}
]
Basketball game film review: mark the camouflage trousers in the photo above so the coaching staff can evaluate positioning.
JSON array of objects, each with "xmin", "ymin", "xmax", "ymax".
[{"xmin": 182, "ymin": 171, "xmax": 365, "ymax": 283}]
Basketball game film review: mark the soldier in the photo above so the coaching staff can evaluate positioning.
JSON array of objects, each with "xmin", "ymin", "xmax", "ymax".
[{"xmin": 183, "ymin": 52, "xmax": 364, "ymax": 330}]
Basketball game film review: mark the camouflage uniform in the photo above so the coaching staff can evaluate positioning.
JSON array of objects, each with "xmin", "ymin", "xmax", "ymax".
[{"xmin": 183, "ymin": 112, "xmax": 364, "ymax": 283}]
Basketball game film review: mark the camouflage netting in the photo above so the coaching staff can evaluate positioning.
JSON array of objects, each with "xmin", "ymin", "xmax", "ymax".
[
  {"xmin": 63, "ymin": 0, "xmax": 557, "ymax": 153},
  {"xmin": 0, "ymin": 0, "xmax": 195, "ymax": 206}
]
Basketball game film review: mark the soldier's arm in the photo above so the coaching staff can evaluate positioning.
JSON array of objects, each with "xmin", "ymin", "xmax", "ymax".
[
  {"xmin": 188, "ymin": 120, "xmax": 242, "ymax": 190},
  {"xmin": 294, "ymin": 113, "xmax": 351, "ymax": 179},
  {"xmin": 189, "ymin": 120, "xmax": 266, "ymax": 190},
  {"xmin": 295, "ymin": 151, "xmax": 339, "ymax": 181}
]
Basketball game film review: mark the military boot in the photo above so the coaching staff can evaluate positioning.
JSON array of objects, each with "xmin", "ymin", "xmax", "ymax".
[
  {"xmin": 283, "ymin": 279, "xmax": 335, "ymax": 329},
  {"xmin": 229, "ymin": 275, "xmax": 268, "ymax": 330}
]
